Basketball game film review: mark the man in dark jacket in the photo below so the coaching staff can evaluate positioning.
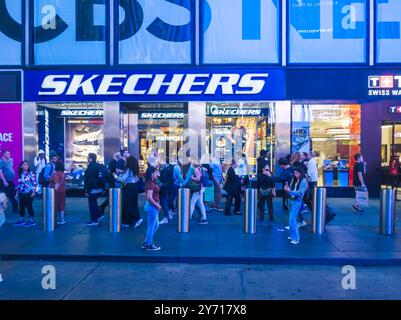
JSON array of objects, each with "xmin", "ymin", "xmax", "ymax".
[
  {"xmin": 224, "ymin": 160, "xmax": 242, "ymax": 216},
  {"xmin": 257, "ymin": 150, "xmax": 269, "ymax": 176},
  {"xmin": 84, "ymin": 153, "xmax": 104, "ymax": 226}
]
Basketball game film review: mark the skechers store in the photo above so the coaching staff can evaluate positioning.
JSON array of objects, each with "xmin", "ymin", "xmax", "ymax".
[{"xmin": 1, "ymin": 0, "xmax": 401, "ymax": 198}]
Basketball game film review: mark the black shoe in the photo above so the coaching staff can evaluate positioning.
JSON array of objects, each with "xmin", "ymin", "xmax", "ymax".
[{"xmin": 146, "ymin": 244, "xmax": 161, "ymax": 251}]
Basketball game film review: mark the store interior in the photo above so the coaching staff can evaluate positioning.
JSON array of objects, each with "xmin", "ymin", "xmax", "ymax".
[
  {"xmin": 292, "ymin": 104, "xmax": 361, "ymax": 187},
  {"xmin": 36, "ymin": 103, "xmax": 104, "ymax": 189}
]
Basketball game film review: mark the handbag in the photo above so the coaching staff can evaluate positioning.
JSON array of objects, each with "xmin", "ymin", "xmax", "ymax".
[
  {"xmin": 188, "ymin": 179, "xmax": 201, "ymax": 192},
  {"xmin": 355, "ymin": 189, "xmax": 369, "ymax": 206},
  {"xmin": 136, "ymin": 177, "xmax": 145, "ymax": 193},
  {"xmin": 260, "ymin": 188, "xmax": 272, "ymax": 197}
]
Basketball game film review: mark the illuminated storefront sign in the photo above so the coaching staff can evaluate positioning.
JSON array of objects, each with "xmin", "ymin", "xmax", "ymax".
[
  {"xmin": 388, "ymin": 105, "xmax": 401, "ymax": 114},
  {"xmin": 139, "ymin": 112, "xmax": 184, "ymax": 119},
  {"xmin": 207, "ymin": 106, "xmax": 265, "ymax": 116},
  {"xmin": 60, "ymin": 110, "xmax": 104, "ymax": 117},
  {"xmin": 24, "ymin": 69, "xmax": 285, "ymax": 101},
  {"xmin": 368, "ymin": 75, "xmax": 401, "ymax": 96}
]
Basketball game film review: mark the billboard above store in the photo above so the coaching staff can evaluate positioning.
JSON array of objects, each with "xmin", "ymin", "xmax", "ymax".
[{"xmin": 24, "ymin": 68, "xmax": 285, "ymax": 102}]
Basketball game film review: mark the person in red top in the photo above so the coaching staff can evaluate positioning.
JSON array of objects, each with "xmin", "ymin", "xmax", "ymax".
[
  {"xmin": 143, "ymin": 166, "xmax": 161, "ymax": 251},
  {"xmin": 50, "ymin": 160, "xmax": 67, "ymax": 225}
]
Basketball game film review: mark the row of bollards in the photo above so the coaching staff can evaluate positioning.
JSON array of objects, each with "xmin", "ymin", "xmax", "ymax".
[{"xmin": 42, "ymin": 187, "xmax": 397, "ymax": 235}]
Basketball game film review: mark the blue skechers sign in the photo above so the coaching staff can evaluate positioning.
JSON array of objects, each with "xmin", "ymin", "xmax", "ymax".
[{"xmin": 24, "ymin": 68, "xmax": 285, "ymax": 102}]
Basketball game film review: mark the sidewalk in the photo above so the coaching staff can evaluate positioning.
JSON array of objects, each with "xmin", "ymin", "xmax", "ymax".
[{"xmin": 0, "ymin": 196, "xmax": 400, "ymax": 265}]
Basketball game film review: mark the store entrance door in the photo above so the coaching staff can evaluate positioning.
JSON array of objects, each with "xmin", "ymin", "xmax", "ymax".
[{"xmin": 381, "ymin": 122, "xmax": 401, "ymax": 199}]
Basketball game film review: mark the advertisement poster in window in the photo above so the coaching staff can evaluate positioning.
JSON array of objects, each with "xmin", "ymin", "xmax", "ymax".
[{"xmin": 0, "ymin": 103, "xmax": 23, "ymax": 184}]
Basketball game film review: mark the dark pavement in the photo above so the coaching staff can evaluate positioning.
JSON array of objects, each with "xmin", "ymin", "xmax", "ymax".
[
  {"xmin": 1, "ymin": 196, "xmax": 401, "ymax": 265},
  {"xmin": 1, "ymin": 261, "xmax": 401, "ymax": 300}
]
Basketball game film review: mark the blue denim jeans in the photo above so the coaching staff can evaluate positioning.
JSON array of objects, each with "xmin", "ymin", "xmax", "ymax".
[
  {"xmin": 144, "ymin": 201, "xmax": 160, "ymax": 245},
  {"xmin": 289, "ymin": 199, "xmax": 302, "ymax": 241}
]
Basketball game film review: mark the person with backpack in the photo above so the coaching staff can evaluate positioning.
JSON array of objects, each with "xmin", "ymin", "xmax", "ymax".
[
  {"xmin": 158, "ymin": 160, "xmax": 174, "ymax": 224},
  {"xmin": 168, "ymin": 157, "xmax": 184, "ymax": 215},
  {"xmin": 257, "ymin": 164, "xmax": 276, "ymax": 222},
  {"xmin": 284, "ymin": 167, "xmax": 308, "ymax": 245},
  {"xmin": 201, "ymin": 154, "xmax": 214, "ymax": 213},
  {"xmin": 185, "ymin": 159, "xmax": 208, "ymax": 224},
  {"xmin": 13, "ymin": 161, "xmax": 37, "ymax": 227},
  {"xmin": 39, "ymin": 151, "xmax": 58, "ymax": 188},
  {"xmin": 271, "ymin": 158, "xmax": 293, "ymax": 211},
  {"xmin": 114, "ymin": 156, "xmax": 143, "ymax": 228},
  {"xmin": 0, "ymin": 150, "xmax": 18, "ymax": 213},
  {"xmin": 224, "ymin": 160, "xmax": 242, "ymax": 216},
  {"xmin": 49, "ymin": 160, "xmax": 67, "ymax": 225},
  {"xmin": 84, "ymin": 153, "xmax": 105, "ymax": 226}
]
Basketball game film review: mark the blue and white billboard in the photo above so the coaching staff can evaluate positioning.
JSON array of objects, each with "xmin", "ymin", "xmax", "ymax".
[
  {"xmin": 24, "ymin": 68, "xmax": 285, "ymax": 101},
  {"xmin": 33, "ymin": 0, "xmax": 107, "ymax": 65},
  {"xmin": 202, "ymin": 0, "xmax": 279, "ymax": 64},
  {"xmin": 376, "ymin": 0, "xmax": 401, "ymax": 63},
  {"xmin": 288, "ymin": 0, "xmax": 367, "ymax": 63},
  {"xmin": 0, "ymin": 0, "xmax": 21, "ymax": 65},
  {"xmin": 119, "ymin": 0, "xmax": 192, "ymax": 64}
]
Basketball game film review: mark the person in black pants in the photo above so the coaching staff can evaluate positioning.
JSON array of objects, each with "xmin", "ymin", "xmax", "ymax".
[
  {"xmin": 224, "ymin": 160, "xmax": 242, "ymax": 216},
  {"xmin": 114, "ymin": 156, "xmax": 143, "ymax": 228},
  {"xmin": 257, "ymin": 164, "xmax": 276, "ymax": 222},
  {"xmin": 84, "ymin": 153, "xmax": 105, "ymax": 226}
]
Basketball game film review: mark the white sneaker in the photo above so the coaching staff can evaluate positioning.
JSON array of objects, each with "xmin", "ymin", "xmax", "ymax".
[
  {"xmin": 134, "ymin": 218, "xmax": 143, "ymax": 228},
  {"xmin": 159, "ymin": 217, "xmax": 169, "ymax": 224},
  {"xmin": 291, "ymin": 240, "xmax": 300, "ymax": 245},
  {"xmin": 298, "ymin": 221, "xmax": 308, "ymax": 228},
  {"xmin": 285, "ymin": 225, "xmax": 290, "ymax": 230}
]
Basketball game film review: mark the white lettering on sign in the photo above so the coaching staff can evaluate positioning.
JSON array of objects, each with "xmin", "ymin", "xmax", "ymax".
[
  {"xmin": 38, "ymin": 73, "xmax": 269, "ymax": 97},
  {"xmin": 60, "ymin": 110, "xmax": 104, "ymax": 117},
  {"xmin": 209, "ymin": 107, "xmax": 263, "ymax": 116},
  {"xmin": 140, "ymin": 113, "xmax": 184, "ymax": 119},
  {"xmin": 0, "ymin": 133, "xmax": 13, "ymax": 142}
]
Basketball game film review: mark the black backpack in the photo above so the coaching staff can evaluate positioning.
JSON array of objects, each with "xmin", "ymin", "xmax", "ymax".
[
  {"xmin": 97, "ymin": 163, "xmax": 110, "ymax": 188},
  {"xmin": 38, "ymin": 163, "xmax": 53, "ymax": 187}
]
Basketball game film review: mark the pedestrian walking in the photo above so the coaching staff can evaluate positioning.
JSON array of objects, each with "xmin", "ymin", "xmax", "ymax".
[
  {"xmin": 210, "ymin": 152, "xmax": 224, "ymax": 211},
  {"xmin": 185, "ymin": 160, "xmax": 208, "ymax": 224},
  {"xmin": 49, "ymin": 160, "xmax": 67, "ymax": 225},
  {"xmin": 84, "ymin": 153, "xmax": 105, "ymax": 226},
  {"xmin": 158, "ymin": 160, "xmax": 174, "ymax": 224},
  {"xmin": 224, "ymin": 160, "xmax": 242, "ymax": 216},
  {"xmin": 0, "ymin": 150, "xmax": 18, "ymax": 213},
  {"xmin": 284, "ymin": 167, "xmax": 308, "ymax": 245},
  {"xmin": 352, "ymin": 153, "xmax": 368, "ymax": 213},
  {"xmin": 143, "ymin": 166, "xmax": 162, "ymax": 251},
  {"xmin": 39, "ymin": 150, "xmax": 58, "ymax": 188},
  {"xmin": 99, "ymin": 152, "xmax": 121, "ymax": 214},
  {"xmin": 257, "ymin": 164, "xmax": 276, "ymax": 222},
  {"xmin": 13, "ymin": 161, "xmax": 37, "ymax": 227},
  {"xmin": 34, "ymin": 149, "xmax": 46, "ymax": 193},
  {"xmin": 114, "ymin": 156, "xmax": 143, "ymax": 228},
  {"xmin": 168, "ymin": 157, "xmax": 184, "ymax": 215}
]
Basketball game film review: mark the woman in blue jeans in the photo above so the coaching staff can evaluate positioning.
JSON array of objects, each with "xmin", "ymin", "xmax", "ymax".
[
  {"xmin": 143, "ymin": 166, "xmax": 161, "ymax": 251},
  {"xmin": 284, "ymin": 167, "xmax": 308, "ymax": 245}
]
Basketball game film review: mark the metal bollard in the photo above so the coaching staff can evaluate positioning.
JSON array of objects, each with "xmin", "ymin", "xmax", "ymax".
[
  {"xmin": 43, "ymin": 187, "xmax": 56, "ymax": 232},
  {"xmin": 380, "ymin": 188, "xmax": 396, "ymax": 235},
  {"xmin": 244, "ymin": 188, "xmax": 257, "ymax": 234},
  {"xmin": 178, "ymin": 188, "xmax": 190, "ymax": 233},
  {"xmin": 109, "ymin": 188, "xmax": 122, "ymax": 233},
  {"xmin": 312, "ymin": 187, "xmax": 326, "ymax": 235}
]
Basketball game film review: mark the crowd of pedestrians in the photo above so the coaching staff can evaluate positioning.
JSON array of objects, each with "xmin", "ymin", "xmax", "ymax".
[{"xmin": 0, "ymin": 146, "xmax": 368, "ymax": 249}]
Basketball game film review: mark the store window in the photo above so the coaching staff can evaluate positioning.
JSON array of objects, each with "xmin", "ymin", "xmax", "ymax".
[
  {"xmin": 381, "ymin": 122, "xmax": 401, "ymax": 191},
  {"xmin": 206, "ymin": 102, "xmax": 276, "ymax": 175},
  {"xmin": 36, "ymin": 103, "xmax": 104, "ymax": 189},
  {"xmin": 292, "ymin": 104, "xmax": 361, "ymax": 187},
  {"xmin": 123, "ymin": 103, "xmax": 186, "ymax": 173},
  {"xmin": 33, "ymin": 0, "xmax": 106, "ymax": 65}
]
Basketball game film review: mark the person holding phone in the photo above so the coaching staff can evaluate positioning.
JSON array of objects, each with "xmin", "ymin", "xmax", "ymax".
[
  {"xmin": 143, "ymin": 166, "xmax": 162, "ymax": 251},
  {"xmin": 284, "ymin": 167, "xmax": 308, "ymax": 245}
]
